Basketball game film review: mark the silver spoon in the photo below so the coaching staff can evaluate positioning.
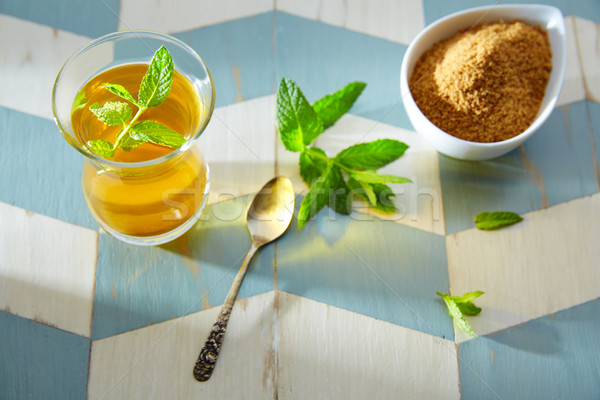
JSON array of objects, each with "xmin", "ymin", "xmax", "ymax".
[{"xmin": 193, "ymin": 176, "xmax": 295, "ymax": 382}]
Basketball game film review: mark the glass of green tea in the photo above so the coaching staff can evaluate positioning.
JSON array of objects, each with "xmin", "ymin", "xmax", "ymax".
[{"xmin": 52, "ymin": 31, "xmax": 215, "ymax": 245}]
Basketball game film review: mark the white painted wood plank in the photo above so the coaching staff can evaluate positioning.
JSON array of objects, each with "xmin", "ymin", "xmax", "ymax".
[
  {"xmin": 557, "ymin": 16, "xmax": 586, "ymax": 106},
  {"xmin": 200, "ymin": 95, "xmax": 277, "ymax": 206},
  {"xmin": 0, "ymin": 15, "xmax": 95, "ymax": 120},
  {"xmin": 88, "ymin": 291, "xmax": 276, "ymax": 399},
  {"xmin": 276, "ymin": 292, "xmax": 460, "ymax": 399},
  {"xmin": 573, "ymin": 17, "xmax": 600, "ymax": 103},
  {"xmin": 118, "ymin": 0, "xmax": 274, "ymax": 33},
  {"xmin": 446, "ymin": 193, "xmax": 600, "ymax": 342},
  {"xmin": 276, "ymin": 0, "xmax": 425, "ymax": 45},
  {"xmin": 278, "ymin": 113, "xmax": 445, "ymax": 235},
  {"xmin": 0, "ymin": 202, "xmax": 98, "ymax": 337}
]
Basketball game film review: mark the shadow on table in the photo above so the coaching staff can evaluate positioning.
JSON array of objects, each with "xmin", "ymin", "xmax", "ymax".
[
  {"xmin": 486, "ymin": 315, "xmax": 561, "ymax": 355},
  {"xmin": 159, "ymin": 190, "xmax": 453, "ymax": 340}
]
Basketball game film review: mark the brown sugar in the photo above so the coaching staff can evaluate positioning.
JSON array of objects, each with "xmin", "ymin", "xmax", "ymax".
[{"xmin": 409, "ymin": 20, "xmax": 552, "ymax": 143}]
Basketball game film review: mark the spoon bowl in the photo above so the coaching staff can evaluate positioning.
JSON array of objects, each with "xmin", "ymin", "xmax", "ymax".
[
  {"xmin": 247, "ymin": 176, "xmax": 295, "ymax": 245},
  {"xmin": 193, "ymin": 176, "xmax": 295, "ymax": 382}
]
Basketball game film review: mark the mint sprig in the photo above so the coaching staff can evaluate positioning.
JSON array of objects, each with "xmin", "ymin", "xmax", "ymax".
[
  {"xmin": 437, "ymin": 291, "xmax": 484, "ymax": 338},
  {"xmin": 276, "ymin": 77, "xmax": 412, "ymax": 228},
  {"xmin": 474, "ymin": 211, "xmax": 523, "ymax": 230},
  {"xmin": 86, "ymin": 46, "xmax": 184, "ymax": 158}
]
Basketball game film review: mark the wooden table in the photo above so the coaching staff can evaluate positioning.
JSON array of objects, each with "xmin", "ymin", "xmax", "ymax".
[{"xmin": 1, "ymin": 1, "xmax": 599, "ymax": 398}]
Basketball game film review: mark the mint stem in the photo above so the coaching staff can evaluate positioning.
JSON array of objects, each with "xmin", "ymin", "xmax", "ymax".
[
  {"xmin": 112, "ymin": 105, "xmax": 147, "ymax": 150},
  {"xmin": 307, "ymin": 147, "xmax": 355, "ymax": 174}
]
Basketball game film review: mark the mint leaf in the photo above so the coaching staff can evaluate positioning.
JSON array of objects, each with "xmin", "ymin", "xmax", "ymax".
[
  {"xmin": 455, "ymin": 302, "xmax": 482, "ymax": 316},
  {"xmin": 276, "ymin": 77, "xmax": 323, "ymax": 151},
  {"xmin": 130, "ymin": 120, "xmax": 186, "ymax": 148},
  {"xmin": 87, "ymin": 139, "xmax": 115, "ymax": 158},
  {"xmin": 71, "ymin": 91, "xmax": 87, "ymax": 115},
  {"xmin": 350, "ymin": 170, "xmax": 412, "ymax": 184},
  {"xmin": 450, "ymin": 291, "xmax": 484, "ymax": 316},
  {"xmin": 119, "ymin": 130, "xmax": 143, "ymax": 152},
  {"xmin": 313, "ymin": 82, "xmax": 366, "ymax": 129},
  {"xmin": 138, "ymin": 45, "xmax": 174, "ymax": 108},
  {"xmin": 331, "ymin": 178, "xmax": 351, "ymax": 215},
  {"xmin": 299, "ymin": 147, "xmax": 328, "ymax": 185},
  {"xmin": 103, "ymin": 83, "xmax": 139, "ymax": 106},
  {"xmin": 437, "ymin": 292, "xmax": 478, "ymax": 337},
  {"xmin": 347, "ymin": 177, "xmax": 377, "ymax": 206},
  {"xmin": 336, "ymin": 139, "xmax": 409, "ymax": 170},
  {"xmin": 89, "ymin": 101, "xmax": 132, "ymax": 126},
  {"xmin": 451, "ymin": 291, "xmax": 485, "ymax": 304},
  {"xmin": 347, "ymin": 179, "xmax": 397, "ymax": 212},
  {"xmin": 298, "ymin": 164, "xmax": 341, "ymax": 228},
  {"xmin": 474, "ymin": 211, "xmax": 523, "ymax": 230},
  {"xmin": 370, "ymin": 183, "xmax": 396, "ymax": 213}
]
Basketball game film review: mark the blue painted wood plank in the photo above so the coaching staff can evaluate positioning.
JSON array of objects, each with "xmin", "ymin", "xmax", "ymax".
[
  {"xmin": 0, "ymin": 0, "xmax": 119, "ymax": 38},
  {"xmin": 0, "ymin": 310, "xmax": 90, "ymax": 400},
  {"xmin": 522, "ymin": 101, "xmax": 599, "ymax": 206},
  {"xmin": 274, "ymin": 12, "xmax": 411, "ymax": 131},
  {"xmin": 459, "ymin": 298, "xmax": 600, "ymax": 399},
  {"xmin": 276, "ymin": 200, "xmax": 454, "ymax": 340},
  {"xmin": 91, "ymin": 196, "xmax": 275, "ymax": 340},
  {"xmin": 585, "ymin": 101, "xmax": 600, "ymax": 187},
  {"xmin": 0, "ymin": 106, "xmax": 96, "ymax": 229},
  {"xmin": 173, "ymin": 12, "xmax": 276, "ymax": 109},
  {"xmin": 423, "ymin": 0, "xmax": 600, "ymax": 25}
]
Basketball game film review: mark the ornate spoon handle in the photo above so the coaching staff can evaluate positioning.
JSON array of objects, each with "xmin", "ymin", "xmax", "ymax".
[
  {"xmin": 193, "ymin": 306, "xmax": 232, "ymax": 381},
  {"xmin": 193, "ymin": 244, "xmax": 259, "ymax": 382}
]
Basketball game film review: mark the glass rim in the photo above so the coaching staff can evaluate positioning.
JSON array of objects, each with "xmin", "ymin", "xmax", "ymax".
[{"xmin": 51, "ymin": 29, "xmax": 215, "ymax": 169}]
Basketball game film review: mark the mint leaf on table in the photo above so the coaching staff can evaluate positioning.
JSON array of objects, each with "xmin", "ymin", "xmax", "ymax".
[
  {"xmin": 298, "ymin": 164, "xmax": 342, "ymax": 228},
  {"xmin": 85, "ymin": 46, "xmax": 185, "ymax": 158},
  {"xmin": 369, "ymin": 183, "xmax": 396, "ymax": 213},
  {"xmin": 336, "ymin": 139, "xmax": 409, "ymax": 170},
  {"xmin": 347, "ymin": 176, "xmax": 377, "ymax": 206},
  {"xmin": 313, "ymin": 81, "xmax": 366, "ymax": 129},
  {"xmin": 348, "ymin": 177, "xmax": 396, "ymax": 213},
  {"xmin": 331, "ymin": 178, "xmax": 352, "ymax": 215},
  {"xmin": 347, "ymin": 178, "xmax": 396, "ymax": 212},
  {"xmin": 450, "ymin": 291, "xmax": 484, "ymax": 316},
  {"xmin": 437, "ymin": 291, "xmax": 484, "ymax": 337},
  {"xmin": 349, "ymin": 169, "xmax": 412, "ymax": 184},
  {"xmin": 299, "ymin": 147, "xmax": 328, "ymax": 185},
  {"xmin": 474, "ymin": 211, "xmax": 523, "ymax": 230},
  {"xmin": 89, "ymin": 101, "xmax": 132, "ymax": 126},
  {"xmin": 103, "ymin": 83, "xmax": 139, "ymax": 105},
  {"xmin": 276, "ymin": 77, "xmax": 323, "ymax": 150},
  {"xmin": 276, "ymin": 77, "xmax": 411, "ymax": 228},
  {"xmin": 138, "ymin": 45, "xmax": 174, "ymax": 108},
  {"xmin": 454, "ymin": 301, "xmax": 482, "ymax": 316}
]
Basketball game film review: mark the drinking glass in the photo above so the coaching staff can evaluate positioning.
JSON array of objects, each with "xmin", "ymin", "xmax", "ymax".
[{"xmin": 52, "ymin": 31, "xmax": 215, "ymax": 245}]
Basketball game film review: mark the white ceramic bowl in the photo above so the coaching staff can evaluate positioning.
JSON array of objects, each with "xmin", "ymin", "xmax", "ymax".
[{"xmin": 400, "ymin": 4, "xmax": 567, "ymax": 161}]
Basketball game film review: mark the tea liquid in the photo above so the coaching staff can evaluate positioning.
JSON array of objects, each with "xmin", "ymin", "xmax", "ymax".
[
  {"xmin": 72, "ymin": 63, "xmax": 209, "ymax": 237},
  {"xmin": 71, "ymin": 63, "xmax": 201, "ymax": 162}
]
